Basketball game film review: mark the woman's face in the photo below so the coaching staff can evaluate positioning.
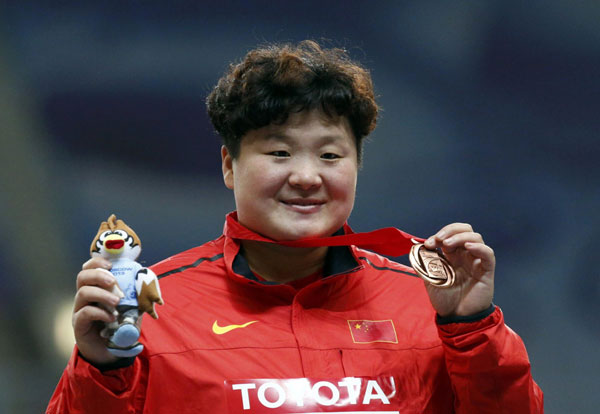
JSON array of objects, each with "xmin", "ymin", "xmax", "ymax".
[{"xmin": 222, "ymin": 109, "xmax": 358, "ymax": 241}]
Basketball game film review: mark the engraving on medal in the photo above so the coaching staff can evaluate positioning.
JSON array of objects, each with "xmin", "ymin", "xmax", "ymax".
[
  {"xmin": 409, "ymin": 239, "xmax": 455, "ymax": 288},
  {"xmin": 427, "ymin": 258, "xmax": 446, "ymax": 279}
]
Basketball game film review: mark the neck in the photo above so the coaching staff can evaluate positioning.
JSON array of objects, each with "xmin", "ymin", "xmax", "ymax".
[{"xmin": 240, "ymin": 240, "xmax": 328, "ymax": 283}]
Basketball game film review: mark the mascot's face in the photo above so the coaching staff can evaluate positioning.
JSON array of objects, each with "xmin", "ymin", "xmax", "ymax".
[
  {"xmin": 93, "ymin": 229, "xmax": 141, "ymax": 260},
  {"xmin": 90, "ymin": 215, "xmax": 142, "ymax": 261}
]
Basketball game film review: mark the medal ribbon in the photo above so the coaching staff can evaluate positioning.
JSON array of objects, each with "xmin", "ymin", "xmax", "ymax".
[{"xmin": 224, "ymin": 211, "xmax": 424, "ymax": 257}]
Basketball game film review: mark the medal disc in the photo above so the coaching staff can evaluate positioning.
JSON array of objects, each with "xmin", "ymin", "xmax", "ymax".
[{"xmin": 409, "ymin": 241, "xmax": 455, "ymax": 288}]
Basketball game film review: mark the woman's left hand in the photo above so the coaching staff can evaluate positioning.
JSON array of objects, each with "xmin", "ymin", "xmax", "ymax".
[{"xmin": 423, "ymin": 223, "xmax": 495, "ymax": 317}]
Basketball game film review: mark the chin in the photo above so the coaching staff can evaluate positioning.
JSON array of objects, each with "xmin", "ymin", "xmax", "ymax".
[{"xmin": 274, "ymin": 224, "xmax": 339, "ymax": 241}]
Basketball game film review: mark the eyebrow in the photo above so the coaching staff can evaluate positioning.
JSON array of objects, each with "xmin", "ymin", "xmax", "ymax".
[
  {"xmin": 264, "ymin": 133, "xmax": 345, "ymax": 145},
  {"xmin": 264, "ymin": 133, "xmax": 289, "ymax": 141}
]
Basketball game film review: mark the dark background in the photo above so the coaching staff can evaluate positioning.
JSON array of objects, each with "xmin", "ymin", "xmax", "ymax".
[{"xmin": 1, "ymin": 1, "xmax": 598, "ymax": 412}]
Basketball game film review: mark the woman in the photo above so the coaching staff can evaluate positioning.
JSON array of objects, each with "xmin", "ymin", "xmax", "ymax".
[{"xmin": 48, "ymin": 40, "xmax": 543, "ymax": 413}]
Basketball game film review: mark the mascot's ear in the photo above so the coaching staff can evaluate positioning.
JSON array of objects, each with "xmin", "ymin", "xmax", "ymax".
[
  {"xmin": 107, "ymin": 214, "xmax": 118, "ymax": 230},
  {"xmin": 90, "ymin": 217, "xmax": 113, "ymax": 255},
  {"xmin": 114, "ymin": 217, "xmax": 142, "ymax": 248}
]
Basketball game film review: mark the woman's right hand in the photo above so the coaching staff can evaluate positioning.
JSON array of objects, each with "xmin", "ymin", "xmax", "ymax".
[{"xmin": 72, "ymin": 257, "xmax": 121, "ymax": 365}]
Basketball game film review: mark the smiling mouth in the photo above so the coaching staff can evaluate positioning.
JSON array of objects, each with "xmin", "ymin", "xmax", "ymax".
[
  {"xmin": 281, "ymin": 199, "xmax": 326, "ymax": 212},
  {"xmin": 282, "ymin": 199, "xmax": 325, "ymax": 207}
]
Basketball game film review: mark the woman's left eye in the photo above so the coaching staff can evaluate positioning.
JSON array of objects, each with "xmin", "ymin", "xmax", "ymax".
[
  {"xmin": 268, "ymin": 151, "xmax": 290, "ymax": 157},
  {"xmin": 321, "ymin": 153, "xmax": 340, "ymax": 160}
]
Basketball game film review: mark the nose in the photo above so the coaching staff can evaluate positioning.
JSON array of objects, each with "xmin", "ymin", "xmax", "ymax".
[{"xmin": 288, "ymin": 159, "xmax": 322, "ymax": 190}]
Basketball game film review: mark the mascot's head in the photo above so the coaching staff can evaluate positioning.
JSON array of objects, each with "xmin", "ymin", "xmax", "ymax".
[{"xmin": 90, "ymin": 214, "xmax": 142, "ymax": 260}]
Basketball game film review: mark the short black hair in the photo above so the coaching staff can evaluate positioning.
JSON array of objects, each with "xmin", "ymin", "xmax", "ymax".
[{"xmin": 206, "ymin": 40, "xmax": 378, "ymax": 161}]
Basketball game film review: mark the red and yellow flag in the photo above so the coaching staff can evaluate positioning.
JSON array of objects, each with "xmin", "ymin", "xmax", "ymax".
[{"xmin": 347, "ymin": 319, "xmax": 398, "ymax": 344}]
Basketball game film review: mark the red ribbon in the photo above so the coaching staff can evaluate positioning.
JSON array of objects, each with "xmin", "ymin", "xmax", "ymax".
[{"xmin": 224, "ymin": 212, "xmax": 424, "ymax": 257}]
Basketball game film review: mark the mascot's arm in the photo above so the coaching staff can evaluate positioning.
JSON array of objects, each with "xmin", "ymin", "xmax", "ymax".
[{"xmin": 135, "ymin": 268, "xmax": 164, "ymax": 319}]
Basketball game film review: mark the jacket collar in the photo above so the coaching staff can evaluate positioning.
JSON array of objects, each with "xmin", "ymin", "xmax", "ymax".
[{"xmin": 223, "ymin": 213, "xmax": 360, "ymax": 284}]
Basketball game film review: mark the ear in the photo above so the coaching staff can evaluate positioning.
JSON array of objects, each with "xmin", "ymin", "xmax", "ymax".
[{"xmin": 221, "ymin": 145, "xmax": 234, "ymax": 190}]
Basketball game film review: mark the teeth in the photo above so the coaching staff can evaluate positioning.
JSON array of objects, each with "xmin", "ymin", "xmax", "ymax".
[{"xmin": 285, "ymin": 200, "xmax": 321, "ymax": 206}]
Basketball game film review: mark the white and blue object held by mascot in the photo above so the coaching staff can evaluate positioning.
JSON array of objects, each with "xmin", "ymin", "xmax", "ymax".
[{"xmin": 90, "ymin": 214, "xmax": 164, "ymax": 357}]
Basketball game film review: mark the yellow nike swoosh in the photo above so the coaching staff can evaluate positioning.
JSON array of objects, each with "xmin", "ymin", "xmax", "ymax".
[{"xmin": 212, "ymin": 320, "xmax": 258, "ymax": 335}]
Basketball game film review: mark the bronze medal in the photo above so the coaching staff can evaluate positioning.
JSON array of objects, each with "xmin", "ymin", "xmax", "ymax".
[{"xmin": 409, "ymin": 239, "xmax": 455, "ymax": 288}]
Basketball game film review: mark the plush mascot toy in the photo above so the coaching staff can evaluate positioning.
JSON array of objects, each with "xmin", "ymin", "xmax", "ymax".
[{"xmin": 90, "ymin": 214, "xmax": 164, "ymax": 357}]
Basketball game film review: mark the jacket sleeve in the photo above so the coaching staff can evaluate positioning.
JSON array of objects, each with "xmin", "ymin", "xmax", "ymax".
[
  {"xmin": 46, "ymin": 347, "xmax": 147, "ymax": 414},
  {"xmin": 437, "ymin": 306, "xmax": 544, "ymax": 413}
]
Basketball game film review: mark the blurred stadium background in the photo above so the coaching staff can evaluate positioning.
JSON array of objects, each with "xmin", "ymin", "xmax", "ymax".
[{"xmin": 1, "ymin": 1, "xmax": 598, "ymax": 412}]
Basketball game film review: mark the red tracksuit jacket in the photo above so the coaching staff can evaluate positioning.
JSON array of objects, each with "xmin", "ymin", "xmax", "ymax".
[{"xmin": 47, "ymin": 220, "xmax": 543, "ymax": 413}]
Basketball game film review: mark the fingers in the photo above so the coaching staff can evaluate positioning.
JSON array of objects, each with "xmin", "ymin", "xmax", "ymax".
[
  {"xmin": 425, "ymin": 223, "xmax": 477, "ymax": 248},
  {"xmin": 439, "ymin": 231, "xmax": 484, "ymax": 254},
  {"xmin": 76, "ymin": 267, "xmax": 116, "ymax": 290},
  {"xmin": 424, "ymin": 223, "xmax": 495, "ymax": 273},
  {"xmin": 74, "ymin": 260, "xmax": 120, "ymax": 330},
  {"xmin": 73, "ymin": 304, "xmax": 116, "ymax": 329},
  {"xmin": 73, "ymin": 284, "xmax": 121, "ymax": 313},
  {"xmin": 464, "ymin": 242, "xmax": 496, "ymax": 271},
  {"xmin": 82, "ymin": 256, "xmax": 112, "ymax": 271}
]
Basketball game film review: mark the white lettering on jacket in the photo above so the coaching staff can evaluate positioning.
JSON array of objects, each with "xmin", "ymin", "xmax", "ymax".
[
  {"xmin": 363, "ymin": 380, "xmax": 390, "ymax": 404},
  {"xmin": 257, "ymin": 383, "xmax": 286, "ymax": 408},
  {"xmin": 228, "ymin": 376, "xmax": 395, "ymax": 411},
  {"xmin": 338, "ymin": 377, "xmax": 362, "ymax": 404},
  {"xmin": 231, "ymin": 383, "xmax": 256, "ymax": 410}
]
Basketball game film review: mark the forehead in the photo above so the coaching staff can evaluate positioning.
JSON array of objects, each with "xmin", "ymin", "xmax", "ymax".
[{"xmin": 242, "ymin": 109, "xmax": 355, "ymax": 145}]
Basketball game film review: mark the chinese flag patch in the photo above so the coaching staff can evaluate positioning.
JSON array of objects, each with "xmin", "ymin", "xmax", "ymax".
[{"xmin": 348, "ymin": 319, "xmax": 398, "ymax": 344}]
